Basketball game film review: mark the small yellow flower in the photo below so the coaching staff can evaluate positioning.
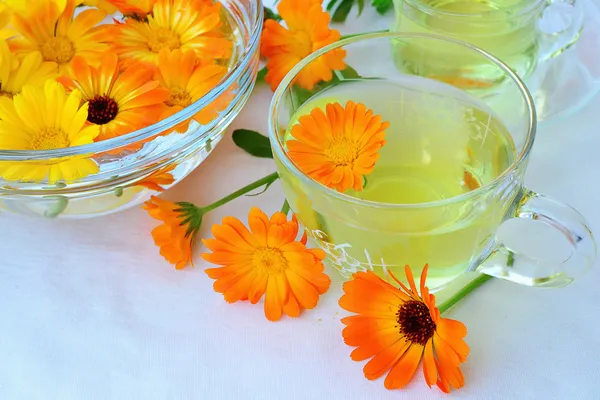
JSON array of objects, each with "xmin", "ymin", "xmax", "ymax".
[
  {"xmin": 0, "ymin": 40, "xmax": 58, "ymax": 98},
  {"xmin": 0, "ymin": 80, "xmax": 100, "ymax": 183}
]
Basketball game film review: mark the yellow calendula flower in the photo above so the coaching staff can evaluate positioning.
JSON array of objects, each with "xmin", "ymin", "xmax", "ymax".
[
  {"xmin": 0, "ymin": 80, "xmax": 100, "ymax": 183},
  {"xmin": 0, "ymin": 4, "xmax": 14, "ymax": 40},
  {"xmin": 8, "ymin": 0, "xmax": 109, "ymax": 74},
  {"xmin": 0, "ymin": 40, "xmax": 58, "ymax": 98}
]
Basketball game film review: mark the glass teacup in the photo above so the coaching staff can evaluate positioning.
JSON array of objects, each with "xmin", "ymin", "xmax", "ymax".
[
  {"xmin": 268, "ymin": 32, "xmax": 596, "ymax": 290},
  {"xmin": 391, "ymin": 0, "xmax": 583, "ymax": 86}
]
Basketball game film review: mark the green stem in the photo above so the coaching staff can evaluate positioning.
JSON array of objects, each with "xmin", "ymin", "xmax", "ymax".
[
  {"xmin": 438, "ymin": 274, "xmax": 493, "ymax": 314},
  {"xmin": 203, "ymin": 172, "xmax": 279, "ymax": 212},
  {"xmin": 281, "ymin": 199, "xmax": 290, "ymax": 215}
]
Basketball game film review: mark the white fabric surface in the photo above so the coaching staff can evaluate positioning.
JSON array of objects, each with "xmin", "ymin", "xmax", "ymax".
[{"xmin": 1, "ymin": 3, "xmax": 600, "ymax": 399}]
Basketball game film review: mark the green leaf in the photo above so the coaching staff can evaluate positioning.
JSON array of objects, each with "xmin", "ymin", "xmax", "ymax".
[
  {"xmin": 232, "ymin": 129, "xmax": 273, "ymax": 158},
  {"xmin": 263, "ymin": 6, "xmax": 282, "ymax": 21},
  {"xmin": 332, "ymin": 0, "xmax": 355, "ymax": 22},
  {"xmin": 256, "ymin": 66, "xmax": 267, "ymax": 83},
  {"xmin": 339, "ymin": 65, "xmax": 361, "ymax": 79},
  {"xmin": 371, "ymin": 0, "xmax": 393, "ymax": 14},
  {"xmin": 357, "ymin": 0, "xmax": 365, "ymax": 15},
  {"xmin": 326, "ymin": 0, "xmax": 339, "ymax": 11}
]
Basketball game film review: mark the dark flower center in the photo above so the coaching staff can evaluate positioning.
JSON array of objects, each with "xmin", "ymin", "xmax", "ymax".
[
  {"xmin": 88, "ymin": 95, "xmax": 119, "ymax": 125},
  {"xmin": 396, "ymin": 300, "xmax": 436, "ymax": 346}
]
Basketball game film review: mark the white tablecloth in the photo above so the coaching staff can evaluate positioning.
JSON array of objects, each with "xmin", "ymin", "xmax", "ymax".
[{"xmin": 1, "ymin": 4, "xmax": 600, "ymax": 400}]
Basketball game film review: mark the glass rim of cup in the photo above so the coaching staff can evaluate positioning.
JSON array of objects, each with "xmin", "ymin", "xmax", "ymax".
[
  {"xmin": 268, "ymin": 31, "xmax": 537, "ymax": 210},
  {"xmin": 401, "ymin": 0, "xmax": 545, "ymax": 21}
]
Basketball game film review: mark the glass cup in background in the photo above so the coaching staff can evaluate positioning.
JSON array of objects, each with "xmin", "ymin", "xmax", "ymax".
[
  {"xmin": 268, "ymin": 32, "xmax": 596, "ymax": 290},
  {"xmin": 391, "ymin": 0, "xmax": 583, "ymax": 87}
]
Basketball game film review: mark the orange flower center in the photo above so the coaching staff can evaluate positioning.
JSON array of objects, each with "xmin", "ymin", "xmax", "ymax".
[
  {"xmin": 290, "ymin": 30, "xmax": 313, "ymax": 58},
  {"xmin": 166, "ymin": 88, "xmax": 192, "ymax": 108},
  {"xmin": 252, "ymin": 247, "xmax": 288, "ymax": 273},
  {"xmin": 324, "ymin": 136, "xmax": 358, "ymax": 166},
  {"xmin": 41, "ymin": 36, "xmax": 76, "ymax": 64},
  {"xmin": 147, "ymin": 27, "xmax": 181, "ymax": 53},
  {"xmin": 396, "ymin": 300, "xmax": 436, "ymax": 346},
  {"xmin": 31, "ymin": 128, "xmax": 69, "ymax": 150},
  {"xmin": 88, "ymin": 95, "xmax": 120, "ymax": 125}
]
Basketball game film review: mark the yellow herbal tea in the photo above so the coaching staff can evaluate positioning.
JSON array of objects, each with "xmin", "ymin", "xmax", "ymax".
[
  {"xmin": 279, "ymin": 78, "xmax": 518, "ymax": 287},
  {"xmin": 392, "ymin": 0, "xmax": 541, "ymax": 83}
]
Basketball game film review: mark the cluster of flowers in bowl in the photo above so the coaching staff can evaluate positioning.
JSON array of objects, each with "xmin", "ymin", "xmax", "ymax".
[{"xmin": 0, "ymin": 0, "xmax": 263, "ymax": 218}]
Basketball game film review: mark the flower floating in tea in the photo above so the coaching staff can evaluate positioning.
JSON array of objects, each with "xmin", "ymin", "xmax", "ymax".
[
  {"xmin": 203, "ymin": 207, "xmax": 332, "ymax": 322},
  {"xmin": 260, "ymin": 0, "xmax": 347, "ymax": 91},
  {"xmin": 287, "ymin": 101, "xmax": 388, "ymax": 193},
  {"xmin": 339, "ymin": 265, "xmax": 469, "ymax": 393}
]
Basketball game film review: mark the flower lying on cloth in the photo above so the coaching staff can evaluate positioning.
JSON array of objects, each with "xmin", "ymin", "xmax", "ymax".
[
  {"xmin": 9, "ymin": 0, "xmax": 109, "ymax": 74},
  {"xmin": 260, "ymin": 0, "xmax": 347, "ymax": 91},
  {"xmin": 0, "ymin": 80, "xmax": 100, "ymax": 183},
  {"xmin": 203, "ymin": 207, "xmax": 331, "ymax": 322},
  {"xmin": 111, "ymin": 0, "xmax": 233, "ymax": 66},
  {"xmin": 287, "ymin": 101, "xmax": 388, "ymax": 193},
  {"xmin": 144, "ymin": 195, "xmax": 204, "ymax": 270},
  {"xmin": 58, "ymin": 52, "xmax": 169, "ymax": 141},
  {"xmin": 339, "ymin": 265, "xmax": 469, "ymax": 393}
]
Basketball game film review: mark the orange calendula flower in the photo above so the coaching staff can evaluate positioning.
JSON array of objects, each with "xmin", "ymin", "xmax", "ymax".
[
  {"xmin": 9, "ymin": 0, "xmax": 109, "ymax": 74},
  {"xmin": 136, "ymin": 164, "xmax": 175, "ymax": 192},
  {"xmin": 155, "ymin": 48, "xmax": 231, "ymax": 132},
  {"xmin": 203, "ymin": 208, "xmax": 332, "ymax": 322},
  {"xmin": 106, "ymin": 0, "xmax": 156, "ymax": 17},
  {"xmin": 339, "ymin": 265, "xmax": 469, "ymax": 393},
  {"xmin": 58, "ymin": 52, "xmax": 169, "ymax": 141},
  {"xmin": 260, "ymin": 0, "xmax": 346, "ymax": 91},
  {"xmin": 287, "ymin": 101, "xmax": 388, "ymax": 193},
  {"xmin": 111, "ymin": 0, "xmax": 233, "ymax": 66},
  {"xmin": 144, "ymin": 195, "xmax": 203, "ymax": 269}
]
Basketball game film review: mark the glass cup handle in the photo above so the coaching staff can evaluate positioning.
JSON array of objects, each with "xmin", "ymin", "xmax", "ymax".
[
  {"xmin": 537, "ymin": 0, "xmax": 584, "ymax": 61},
  {"xmin": 476, "ymin": 189, "xmax": 597, "ymax": 288}
]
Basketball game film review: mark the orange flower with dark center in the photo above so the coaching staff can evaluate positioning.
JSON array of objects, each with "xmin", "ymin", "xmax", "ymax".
[
  {"xmin": 144, "ymin": 195, "xmax": 203, "ymax": 269},
  {"xmin": 287, "ymin": 101, "xmax": 388, "ymax": 193},
  {"xmin": 260, "ymin": 0, "xmax": 346, "ymax": 91},
  {"xmin": 339, "ymin": 265, "xmax": 469, "ymax": 393},
  {"xmin": 202, "ymin": 207, "xmax": 331, "ymax": 321},
  {"xmin": 111, "ymin": 0, "xmax": 233, "ymax": 66},
  {"xmin": 58, "ymin": 52, "xmax": 169, "ymax": 141},
  {"xmin": 9, "ymin": 0, "xmax": 109, "ymax": 74}
]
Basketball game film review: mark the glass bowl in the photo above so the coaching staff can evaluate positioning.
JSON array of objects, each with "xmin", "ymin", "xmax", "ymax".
[{"xmin": 0, "ymin": 0, "xmax": 263, "ymax": 219}]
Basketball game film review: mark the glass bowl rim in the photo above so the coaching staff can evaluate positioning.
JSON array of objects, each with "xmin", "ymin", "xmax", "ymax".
[
  {"xmin": 0, "ymin": 0, "xmax": 263, "ymax": 162},
  {"xmin": 268, "ymin": 31, "xmax": 537, "ymax": 210}
]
